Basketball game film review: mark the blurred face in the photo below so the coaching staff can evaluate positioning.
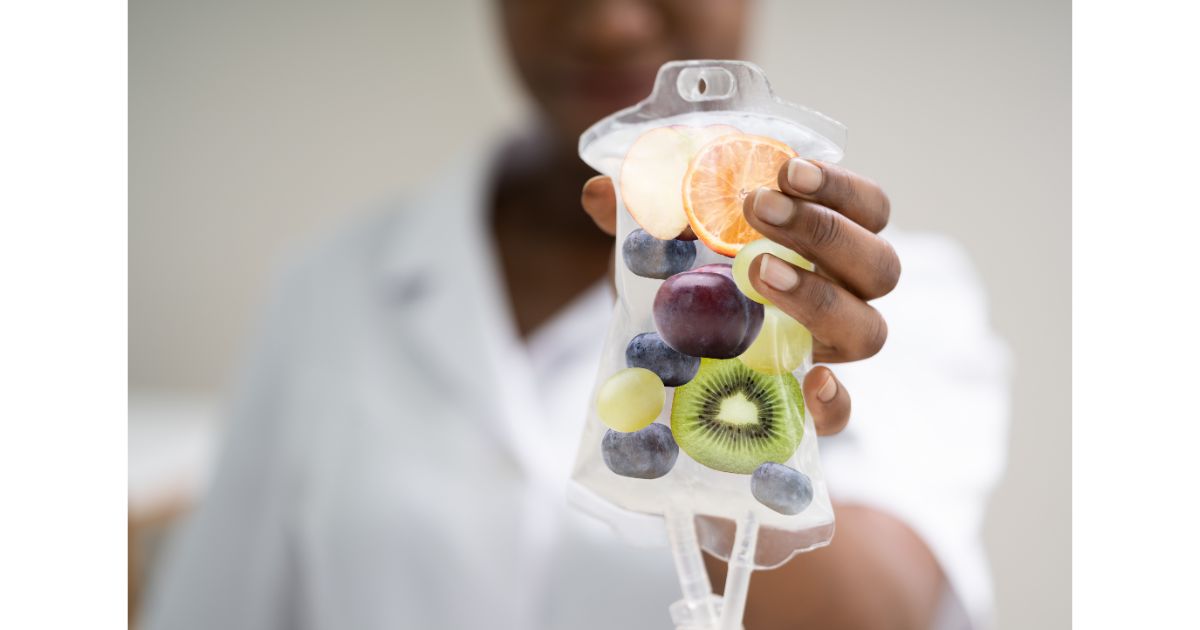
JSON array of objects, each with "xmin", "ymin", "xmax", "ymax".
[{"xmin": 499, "ymin": 0, "xmax": 751, "ymax": 146}]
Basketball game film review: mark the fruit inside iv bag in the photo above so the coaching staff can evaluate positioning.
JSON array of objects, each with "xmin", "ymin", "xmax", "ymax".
[
  {"xmin": 620, "ymin": 125, "xmax": 739, "ymax": 240},
  {"xmin": 591, "ymin": 121, "xmax": 821, "ymax": 518}
]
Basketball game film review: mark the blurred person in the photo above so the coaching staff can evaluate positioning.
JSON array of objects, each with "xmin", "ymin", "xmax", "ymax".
[{"xmin": 143, "ymin": 1, "xmax": 1008, "ymax": 629}]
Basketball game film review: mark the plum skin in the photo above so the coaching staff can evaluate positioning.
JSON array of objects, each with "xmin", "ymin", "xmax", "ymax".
[{"xmin": 652, "ymin": 266, "xmax": 764, "ymax": 359}]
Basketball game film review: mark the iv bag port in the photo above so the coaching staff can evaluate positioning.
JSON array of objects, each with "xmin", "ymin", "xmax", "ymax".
[{"xmin": 677, "ymin": 67, "xmax": 736, "ymax": 102}]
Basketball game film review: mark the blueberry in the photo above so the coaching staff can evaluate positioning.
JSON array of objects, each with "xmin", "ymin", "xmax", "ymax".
[
  {"xmin": 602, "ymin": 424, "xmax": 679, "ymax": 479},
  {"xmin": 622, "ymin": 229, "xmax": 697, "ymax": 279},
  {"xmin": 625, "ymin": 332, "xmax": 700, "ymax": 386},
  {"xmin": 750, "ymin": 463, "xmax": 813, "ymax": 515}
]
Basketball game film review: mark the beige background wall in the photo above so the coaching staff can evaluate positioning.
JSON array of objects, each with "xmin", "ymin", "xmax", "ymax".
[{"xmin": 130, "ymin": 0, "xmax": 1070, "ymax": 627}]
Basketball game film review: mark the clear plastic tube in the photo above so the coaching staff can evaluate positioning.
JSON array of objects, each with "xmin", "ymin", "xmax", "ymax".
[
  {"xmin": 718, "ymin": 513, "xmax": 759, "ymax": 630},
  {"xmin": 666, "ymin": 506, "xmax": 719, "ymax": 630}
]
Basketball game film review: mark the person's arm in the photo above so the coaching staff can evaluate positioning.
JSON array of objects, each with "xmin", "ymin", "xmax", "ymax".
[{"xmin": 705, "ymin": 504, "xmax": 944, "ymax": 630}]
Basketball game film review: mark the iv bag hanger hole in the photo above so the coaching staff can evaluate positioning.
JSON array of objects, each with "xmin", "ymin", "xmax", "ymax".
[{"xmin": 677, "ymin": 67, "xmax": 735, "ymax": 102}]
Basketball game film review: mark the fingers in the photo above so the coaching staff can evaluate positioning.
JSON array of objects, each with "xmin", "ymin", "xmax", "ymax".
[
  {"xmin": 750, "ymin": 253, "xmax": 888, "ymax": 363},
  {"xmin": 778, "ymin": 158, "xmax": 891, "ymax": 233},
  {"xmin": 804, "ymin": 366, "xmax": 850, "ymax": 436},
  {"xmin": 581, "ymin": 175, "xmax": 617, "ymax": 236},
  {"xmin": 744, "ymin": 188, "xmax": 901, "ymax": 300}
]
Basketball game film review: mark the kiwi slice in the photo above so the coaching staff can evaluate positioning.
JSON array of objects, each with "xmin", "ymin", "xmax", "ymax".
[{"xmin": 670, "ymin": 358, "xmax": 804, "ymax": 474}]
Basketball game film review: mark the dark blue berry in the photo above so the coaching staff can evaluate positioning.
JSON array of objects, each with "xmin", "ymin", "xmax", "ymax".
[
  {"xmin": 626, "ymin": 332, "xmax": 700, "ymax": 386},
  {"xmin": 602, "ymin": 424, "xmax": 679, "ymax": 479},
  {"xmin": 622, "ymin": 229, "xmax": 696, "ymax": 279},
  {"xmin": 751, "ymin": 463, "xmax": 813, "ymax": 515}
]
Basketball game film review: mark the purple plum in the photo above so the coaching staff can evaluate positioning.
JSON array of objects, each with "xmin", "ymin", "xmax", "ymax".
[{"xmin": 652, "ymin": 264, "xmax": 764, "ymax": 358}]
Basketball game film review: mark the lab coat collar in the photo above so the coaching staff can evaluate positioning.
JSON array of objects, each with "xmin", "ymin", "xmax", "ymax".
[
  {"xmin": 378, "ymin": 138, "xmax": 501, "ymax": 282},
  {"xmin": 378, "ymin": 120, "xmax": 569, "ymax": 280},
  {"xmin": 373, "ymin": 130, "xmax": 569, "ymax": 487}
]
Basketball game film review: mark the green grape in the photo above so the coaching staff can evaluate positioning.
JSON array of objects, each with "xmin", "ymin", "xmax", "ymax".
[
  {"xmin": 738, "ymin": 305, "xmax": 813, "ymax": 375},
  {"xmin": 732, "ymin": 238, "xmax": 814, "ymax": 305},
  {"xmin": 596, "ymin": 367, "xmax": 665, "ymax": 432}
]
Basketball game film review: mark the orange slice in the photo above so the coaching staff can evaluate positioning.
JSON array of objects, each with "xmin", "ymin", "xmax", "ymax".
[{"xmin": 682, "ymin": 133, "xmax": 798, "ymax": 257}]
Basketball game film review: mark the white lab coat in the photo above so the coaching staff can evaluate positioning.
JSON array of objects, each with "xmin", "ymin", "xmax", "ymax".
[{"xmin": 143, "ymin": 143, "xmax": 1010, "ymax": 630}]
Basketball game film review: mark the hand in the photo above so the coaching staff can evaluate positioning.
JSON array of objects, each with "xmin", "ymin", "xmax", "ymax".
[{"xmin": 581, "ymin": 155, "xmax": 903, "ymax": 437}]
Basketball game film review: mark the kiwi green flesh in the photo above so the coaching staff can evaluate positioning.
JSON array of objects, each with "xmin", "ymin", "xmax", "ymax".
[{"xmin": 670, "ymin": 358, "xmax": 804, "ymax": 474}]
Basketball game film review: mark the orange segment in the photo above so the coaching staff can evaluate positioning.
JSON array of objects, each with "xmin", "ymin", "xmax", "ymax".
[{"xmin": 682, "ymin": 133, "xmax": 798, "ymax": 257}]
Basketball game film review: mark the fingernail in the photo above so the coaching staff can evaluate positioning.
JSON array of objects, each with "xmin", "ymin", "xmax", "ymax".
[
  {"xmin": 787, "ymin": 159, "xmax": 823, "ymax": 194},
  {"xmin": 817, "ymin": 374, "xmax": 838, "ymax": 403},
  {"xmin": 753, "ymin": 188, "xmax": 793, "ymax": 226},
  {"xmin": 759, "ymin": 254, "xmax": 799, "ymax": 291}
]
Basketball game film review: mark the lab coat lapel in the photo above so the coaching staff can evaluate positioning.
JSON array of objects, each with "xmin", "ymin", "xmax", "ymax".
[{"xmin": 376, "ymin": 142, "xmax": 557, "ymax": 484}]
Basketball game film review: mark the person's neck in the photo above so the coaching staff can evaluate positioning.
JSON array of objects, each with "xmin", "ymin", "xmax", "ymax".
[
  {"xmin": 490, "ymin": 129, "xmax": 597, "ymax": 233},
  {"xmin": 488, "ymin": 127, "xmax": 614, "ymax": 337}
]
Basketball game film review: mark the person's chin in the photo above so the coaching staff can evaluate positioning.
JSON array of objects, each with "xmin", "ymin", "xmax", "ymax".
[
  {"xmin": 581, "ymin": 73, "xmax": 655, "ymax": 109},
  {"xmin": 558, "ymin": 92, "xmax": 642, "ymax": 132}
]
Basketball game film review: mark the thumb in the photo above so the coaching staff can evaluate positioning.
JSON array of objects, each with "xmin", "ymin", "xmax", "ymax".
[
  {"xmin": 582, "ymin": 175, "xmax": 617, "ymax": 236},
  {"xmin": 803, "ymin": 365, "xmax": 851, "ymax": 436}
]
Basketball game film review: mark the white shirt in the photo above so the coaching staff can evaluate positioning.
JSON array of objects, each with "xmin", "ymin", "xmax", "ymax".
[{"xmin": 143, "ymin": 145, "xmax": 1009, "ymax": 630}]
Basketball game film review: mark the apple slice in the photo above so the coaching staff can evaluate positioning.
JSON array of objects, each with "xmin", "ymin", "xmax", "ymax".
[{"xmin": 620, "ymin": 124, "xmax": 740, "ymax": 240}]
